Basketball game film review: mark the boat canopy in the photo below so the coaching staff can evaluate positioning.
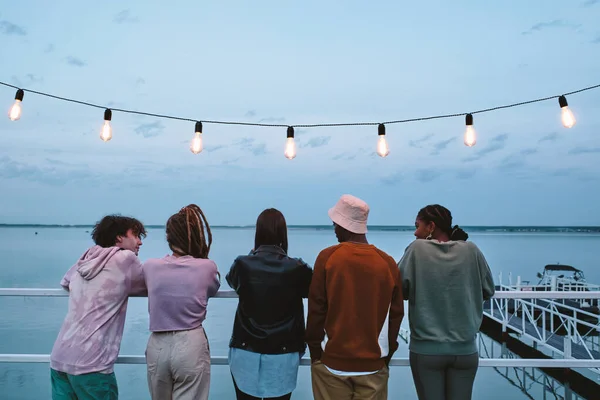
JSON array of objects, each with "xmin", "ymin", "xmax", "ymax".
[{"xmin": 543, "ymin": 264, "xmax": 581, "ymax": 273}]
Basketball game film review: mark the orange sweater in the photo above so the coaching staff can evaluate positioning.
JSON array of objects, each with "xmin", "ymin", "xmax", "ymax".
[{"xmin": 306, "ymin": 242, "xmax": 404, "ymax": 372}]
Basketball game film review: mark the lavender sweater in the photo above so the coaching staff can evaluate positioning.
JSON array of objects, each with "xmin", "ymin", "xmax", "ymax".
[
  {"xmin": 50, "ymin": 246, "xmax": 146, "ymax": 375},
  {"xmin": 143, "ymin": 255, "xmax": 220, "ymax": 332}
]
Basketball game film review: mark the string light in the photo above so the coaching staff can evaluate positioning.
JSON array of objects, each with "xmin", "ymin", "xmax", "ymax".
[
  {"xmin": 284, "ymin": 126, "xmax": 297, "ymax": 160},
  {"xmin": 8, "ymin": 89, "xmax": 24, "ymax": 121},
  {"xmin": 1, "ymin": 80, "xmax": 599, "ymax": 157},
  {"xmin": 100, "ymin": 109, "xmax": 112, "ymax": 142},
  {"xmin": 190, "ymin": 121, "xmax": 203, "ymax": 154},
  {"xmin": 464, "ymin": 113, "xmax": 476, "ymax": 147},
  {"xmin": 558, "ymin": 95, "xmax": 576, "ymax": 129},
  {"xmin": 377, "ymin": 124, "xmax": 390, "ymax": 157}
]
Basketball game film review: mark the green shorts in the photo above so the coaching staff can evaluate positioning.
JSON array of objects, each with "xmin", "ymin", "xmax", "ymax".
[{"xmin": 51, "ymin": 368, "xmax": 118, "ymax": 400}]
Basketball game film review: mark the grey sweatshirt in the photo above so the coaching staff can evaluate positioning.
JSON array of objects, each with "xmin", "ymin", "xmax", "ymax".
[{"xmin": 397, "ymin": 239, "xmax": 495, "ymax": 355}]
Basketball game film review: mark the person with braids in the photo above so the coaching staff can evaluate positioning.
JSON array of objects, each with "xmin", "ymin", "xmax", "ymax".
[
  {"xmin": 51, "ymin": 215, "xmax": 147, "ymax": 400},
  {"xmin": 143, "ymin": 204, "xmax": 220, "ymax": 400},
  {"xmin": 397, "ymin": 204, "xmax": 495, "ymax": 400},
  {"xmin": 226, "ymin": 208, "xmax": 313, "ymax": 400}
]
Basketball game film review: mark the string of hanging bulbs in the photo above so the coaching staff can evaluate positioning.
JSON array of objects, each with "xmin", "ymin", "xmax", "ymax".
[{"xmin": 2, "ymin": 81, "xmax": 599, "ymax": 160}]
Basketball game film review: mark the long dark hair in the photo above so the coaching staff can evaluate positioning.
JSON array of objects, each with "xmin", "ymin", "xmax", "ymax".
[
  {"xmin": 417, "ymin": 204, "xmax": 469, "ymax": 241},
  {"xmin": 166, "ymin": 204, "xmax": 212, "ymax": 258},
  {"xmin": 254, "ymin": 208, "xmax": 288, "ymax": 253}
]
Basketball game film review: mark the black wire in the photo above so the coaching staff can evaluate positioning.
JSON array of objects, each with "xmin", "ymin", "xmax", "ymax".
[{"xmin": 1, "ymin": 80, "xmax": 599, "ymax": 128}]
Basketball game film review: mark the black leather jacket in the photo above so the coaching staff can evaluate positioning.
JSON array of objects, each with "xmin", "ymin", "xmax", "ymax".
[{"xmin": 226, "ymin": 245, "xmax": 313, "ymax": 354}]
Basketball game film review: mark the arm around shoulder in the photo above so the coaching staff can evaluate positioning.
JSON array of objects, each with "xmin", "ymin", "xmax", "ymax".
[
  {"xmin": 471, "ymin": 243, "xmax": 495, "ymax": 301},
  {"xmin": 306, "ymin": 248, "xmax": 333, "ymax": 362},
  {"xmin": 296, "ymin": 258, "xmax": 313, "ymax": 298},
  {"xmin": 125, "ymin": 252, "xmax": 147, "ymax": 297},
  {"xmin": 225, "ymin": 257, "xmax": 242, "ymax": 292},
  {"xmin": 396, "ymin": 241, "xmax": 418, "ymax": 299}
]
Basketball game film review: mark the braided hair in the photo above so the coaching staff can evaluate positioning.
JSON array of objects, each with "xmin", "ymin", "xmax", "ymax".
[
  {"xmin": 166, "ymin": 204, "xmax": 212, "ymax": 258},
  {"xmin": 417, "ymin": 204, "xmax": 469, "ymax": 241}
]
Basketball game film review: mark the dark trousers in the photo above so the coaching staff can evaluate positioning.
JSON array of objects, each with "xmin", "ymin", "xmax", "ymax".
[
  {"xmin": 231, "ymin": 374, "xmax": 292, "ymax": 400},
  {"xmin": 409, "ymin": 352, "xmax": 479, "ymax": 400}
]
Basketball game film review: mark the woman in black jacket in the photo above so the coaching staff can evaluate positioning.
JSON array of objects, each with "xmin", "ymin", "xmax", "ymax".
[{"xmin": 226, "ymin": 208, "xmax": 313, "ymax": 400}]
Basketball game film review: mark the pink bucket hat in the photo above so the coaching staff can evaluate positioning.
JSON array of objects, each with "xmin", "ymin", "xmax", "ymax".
[{"xmin": 328, "ymin": 194, "xmax": 369, "ymax": 234}]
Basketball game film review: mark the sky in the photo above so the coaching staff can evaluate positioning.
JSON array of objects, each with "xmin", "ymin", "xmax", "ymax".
[{"xmin": 0, "ymin": 0, "xmax": 599, "ymax": 226}]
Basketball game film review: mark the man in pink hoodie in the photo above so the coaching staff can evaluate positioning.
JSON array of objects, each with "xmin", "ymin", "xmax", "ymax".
[{"xmin": 50, "ymin": 215, "xmax": 147, "ymax": 400}]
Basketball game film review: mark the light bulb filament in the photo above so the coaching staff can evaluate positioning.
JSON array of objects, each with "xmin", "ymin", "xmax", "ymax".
[
  {"xmin": 190, "ymin": 132, "xmax": 203, "ymax": 154},
  {"xmin": 100, "ymin": 121, "xmax": 112, "ymax": 142}
]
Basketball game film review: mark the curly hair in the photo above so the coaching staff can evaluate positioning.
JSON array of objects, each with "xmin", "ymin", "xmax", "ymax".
[
  {"xmin": 417, "ymin": 204, "xmax": 469, "ymax": 241},
  {"xmin": 166, "ymin": 204, "xmax": 212, "ymax": 258},
  {"xmin": 91, "ymin": 215, "xmax": 146, "ymax": 247}
]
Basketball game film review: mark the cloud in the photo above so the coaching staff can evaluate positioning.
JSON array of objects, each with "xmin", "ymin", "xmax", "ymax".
[
  {"xmin": 430, "ymin": 137, "xmax": 456, "ymax": 155},
  {"xmin": 257, "ymin": 117, "xmax": 285, "ymax": 123},
  {"xmin": 245, "ymin": 110, "xmax": 256, "ymax": 118},
  {"xmin": 538, "ymin": 132, "xmax": 559, "ymax": 143},
  {"xmin": 10, "ymin": 74, "xmax": 44, "ymax": 87},
  {"xmin": 549, "ymin": 168, "xmax": 576, "ymax": 177},
  {"xmin": 332, "ymin": 153, "xmax": 357, "ymax": 161},
  {"xmin": 415, "ymin": 168, "xmax": 441, "ymax": 183},
  {"xmin": 582, "ymin": 0, "xmax": 599, "ymax": 6},
  {"xmin": 235, "ymin": 137, "xmax": 268, "ymax": 156},
  {"xmin": 408, "ymin": 134, "xmax": 434, "ymax": 149},
  {"xmin": 300, "ymin": 136, "xmax": 331, "ymax": 148},
  {"xmin": 568, "ymin": 147, "xmax": 600, "ymax": 155},
  {"xmin": 66, "ymin": 56, "xmax": 87, "ymax": 67},
  {"xmin": 455, "ymin": 169, "xmax": 476, "ymax": 180},
  {"xmin": 520, "ymin": 148, "xmax": 538, "ymax": 156},
  {"xmin": 10, "ymin": 76, "xmax": 23, "ymax": 87},
  {"xmin": 45, "ymin": 44, "xmax": 55, "ymax": 53},
  {"xmin": 381, "ymin": 172, "xmax": 403, "ymax": 186},
  {"xmin": 135, "ymin": 78, "xmax": 145, "ymax": 86},
  {"xmin": 462, "ymin": 134, "xmax": 509, "ymax": 162},
  {"xmin": 0, "ymin": 21, "xmax": 26, "ymax": 36},
  {"xmin": 0, "ymin": 156, "xmax": 97, "ymax": 186},
  {"xmin": 593, "ymin": 36, "xmax": 600, "ymax": 44},
  {"xmin": 114, "ymin": 10, "xmax": 139, "ymax": 24},
  {"xmin": 522, "ymin": 20, "xmax": 582, "ymax": 35},
  {"xmin": 134, "ymin": 121, "xmax": 165, "ymax": 138},
  {"xmin": 204, "ymin": 144, "xmax": 225, "ymax": 153}
]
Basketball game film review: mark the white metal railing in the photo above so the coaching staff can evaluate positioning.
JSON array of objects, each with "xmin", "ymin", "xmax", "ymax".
[
  {"xmin": 2, "ymin": 288, "xmax": 599, "ymax": 299},
  {"xmin": 1, "ymin": 354, "xmax": 600, "ymax": 368},
  {"xmin": 484, "ymin": 291, "xmax": 600, "ymax": 369},
  {"xmin": 1, "ymin": 288, "xmax": 600, "ymax": 370}
]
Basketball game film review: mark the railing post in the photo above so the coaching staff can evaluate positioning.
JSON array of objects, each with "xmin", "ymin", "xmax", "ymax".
[
  {"xmin": 551, "ymin": 275, "xmax": 557, "ymax": 291},
  {"xmin": 564, "ymin": 322, "xmax": 572, "ymax": 359}
]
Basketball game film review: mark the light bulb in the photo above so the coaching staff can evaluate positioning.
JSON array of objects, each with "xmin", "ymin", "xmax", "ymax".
[
  {"xmin": 558, "ymin": 96, "xmax": 576, "ymax": 128},
  {"xmin": 190, "ymin": 121, "xmax": 203, "ymax": 154},
  {"xmin": 464, "ymin": 113, "xmax": 476, "ymax": 147},
  {"xmin": 284, "ymin": 126, "xmax": 297, "ymax": 159},
  {"xmin": 8, "ymin": 89, "xmax": 24, "ymax": 121},
  {"xmin": 190, "ymin": 133, "xmax": 203, "ymax": 154},
  {"xmin": 377, "ymin": 124, "xmax": 390, "ymax": 157},
  {"xmin": 100, "ymin": 109, "xmax": 113, "ymax": 142},
  {"xmin": 100, "ymin": 121, "xmax": 112, "ymax": 142},
  {"xmin": 285, "ymin": 137, "xmax": 296, "ymax": 159}
]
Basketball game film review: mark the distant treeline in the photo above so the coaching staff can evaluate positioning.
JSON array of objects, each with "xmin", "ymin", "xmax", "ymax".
[{"xmin": 1, "ymin": 224, "xmax": 599, "ymax": 233}]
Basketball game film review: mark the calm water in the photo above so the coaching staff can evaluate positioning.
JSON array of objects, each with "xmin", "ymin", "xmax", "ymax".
[{"xmin": 1, "ymin": 227, "xmax": 598, "ymax": 399}]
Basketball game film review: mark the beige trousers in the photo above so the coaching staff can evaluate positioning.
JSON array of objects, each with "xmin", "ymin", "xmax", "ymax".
[
  {"xmin": 311, "ymin": 360, "xmax": 389, "ymax": 400},
  {"xmin": 146, "ymin": 326, "xmax": 211, "ymax": 400}
]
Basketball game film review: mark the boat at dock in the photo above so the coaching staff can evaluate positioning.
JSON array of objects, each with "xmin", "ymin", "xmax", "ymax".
[{"xmin": 494, "ymin": 264, "xmax": 600, "ymax": 337}]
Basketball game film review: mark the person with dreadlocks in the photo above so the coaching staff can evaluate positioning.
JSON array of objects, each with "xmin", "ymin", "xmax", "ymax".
[
  {"xmin": 143, "ymin": 204, "xmax": 220, "ymax": 400},
  {"xmin": 397, "ymin": 204, "xmax": 495, "ymax": 400}
]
